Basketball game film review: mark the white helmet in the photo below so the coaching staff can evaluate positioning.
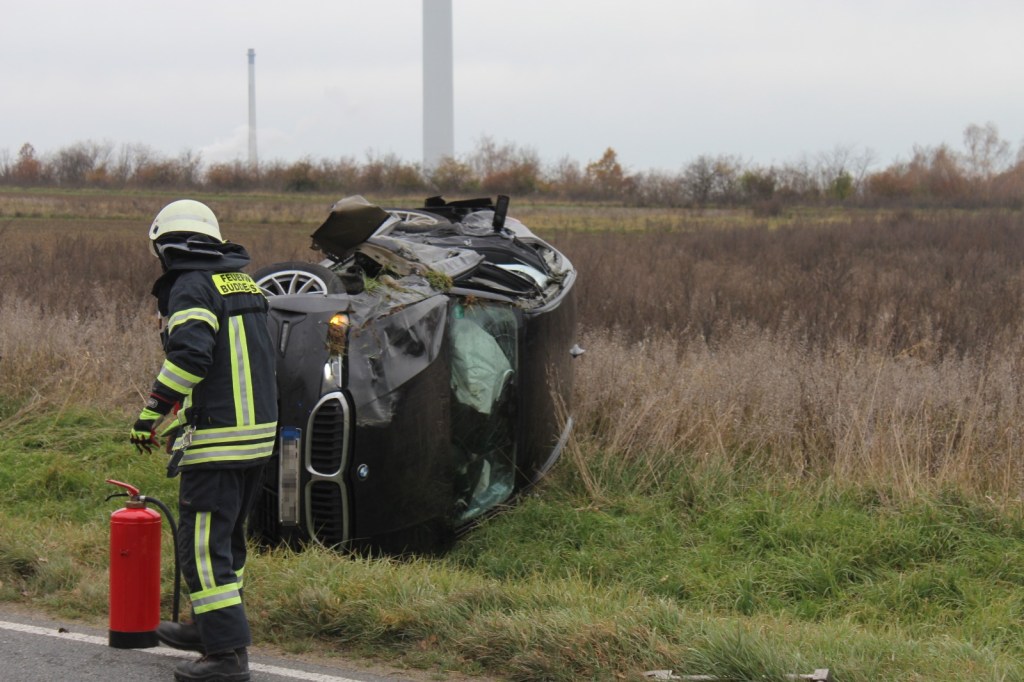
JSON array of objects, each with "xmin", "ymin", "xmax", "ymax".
[{"xmin": 149, "ymin": 199, "xmax": 223, "ymax": 256}]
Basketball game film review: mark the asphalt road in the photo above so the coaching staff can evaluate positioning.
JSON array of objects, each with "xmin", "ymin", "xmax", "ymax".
[{"xmin": 0, "ymin": 605, "xmax": 427, "ymax": 682}]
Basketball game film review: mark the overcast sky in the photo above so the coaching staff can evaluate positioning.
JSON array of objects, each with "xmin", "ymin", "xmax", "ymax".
[{"xmin": 3, "ymin": 0, "xmax": 1022, "ymax": 172}]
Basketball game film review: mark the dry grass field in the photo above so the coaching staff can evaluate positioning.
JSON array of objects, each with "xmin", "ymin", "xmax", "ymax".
[
  {"xmin": 2, "ymin": 192, "xmax": 1024, "ymax": 500},
  {"xmin": 557, "ymin": 209, "xmax": 1024, "ymax": 499}
]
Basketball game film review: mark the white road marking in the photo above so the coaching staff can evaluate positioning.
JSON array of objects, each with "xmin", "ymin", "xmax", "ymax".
[{"xmin": 0, "ymin": 619, "xmax": 365, "ymax": 682}]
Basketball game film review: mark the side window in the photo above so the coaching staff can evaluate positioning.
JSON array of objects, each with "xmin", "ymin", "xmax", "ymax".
[{"xmin": 449, "ymin": 301, "xmax": 518, "ymax": 521}]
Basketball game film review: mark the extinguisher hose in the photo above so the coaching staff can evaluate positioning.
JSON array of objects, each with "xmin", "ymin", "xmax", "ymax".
[{"xmin": 141, "ymin": 496, "xmax": 182, "ymax": 624}]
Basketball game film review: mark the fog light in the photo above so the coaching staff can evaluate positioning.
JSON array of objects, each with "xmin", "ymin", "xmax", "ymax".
[{"xmin": 323, "ymin": 356, "xmax": 344, "ymax": 387}]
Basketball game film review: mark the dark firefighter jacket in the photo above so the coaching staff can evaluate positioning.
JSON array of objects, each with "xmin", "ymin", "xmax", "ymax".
[{"xmin": 149, "ymin": 236, "xmax": 278, "ymax": 470}]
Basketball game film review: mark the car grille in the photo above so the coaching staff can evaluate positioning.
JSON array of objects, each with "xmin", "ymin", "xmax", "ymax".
[
  {"xmin": 309, "ymin": 397, "xmax": 347, "ymax": 475},
  {"xmin": 309, "ymin": 481, "xmax": 347, "ymax": 546},
  {"xmin": 303, "ymin": 392, "xmax": 351, "ymax": 547}
]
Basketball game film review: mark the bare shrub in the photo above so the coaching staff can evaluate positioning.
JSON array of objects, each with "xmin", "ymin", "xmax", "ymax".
[
  {"xmin": 427, "ymin": 156, "xmax": 479, "ymax": 195},
  {"xmin": 3, "ymin": 124, "xmax": 1020, "ymax": 208},
  {"xmin": 10, "ymin": 143, "xmax": 47, "ymax": 186},
  {"xmin": 358, "ymin": 152, "xmax": 426, "ymax": 195},
  {"xmin": 584, "ymin": 148, "xmax": 628, "ymax": 200},
  {"xmin": 963, "ymin": 122, "xmax": 1011, "ymax": 182},
  {"xmin": 682, "ymin": 155, "xmax": 742, "ymax": 206},
  {"xmin": 469, "ymin": 136, "xmax": 543, "ymax": 195},
  {"xmin": 206, "ymin": 160, "xmax": 253, "ymax": 191},
  {"xmin": 547, "ymin": 156, "xmax": 590, "ymax": 201},
  {"xmin": 625, "ymin": 170, "xmax": 686, "ymax": 208},
  {"xmin": 52, "ymin": 141, "xmax": 114, "ymax": 187}
]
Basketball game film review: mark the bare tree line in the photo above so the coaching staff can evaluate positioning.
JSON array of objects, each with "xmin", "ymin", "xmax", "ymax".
[{"xmin": 2, "ymin": 123, "xmax": 1022, "ymax": 208}]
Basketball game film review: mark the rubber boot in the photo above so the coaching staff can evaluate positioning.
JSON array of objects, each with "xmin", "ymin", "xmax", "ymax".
[
  {"xmin": 156, "ymin": 620, "xmax": 205, "ymax": 653},
  {"xmin": 173, "ymin": 648, "xmax": 249, "ymax": 681}
]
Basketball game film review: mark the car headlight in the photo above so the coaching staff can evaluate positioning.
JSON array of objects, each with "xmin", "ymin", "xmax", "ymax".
[
  {"xmin": 326, "ymin": 313, "xmax": 349, "ymax": 355},
  {"xmin": 323, "ymin": 313, "xmax": 349, "ymax": 387}
]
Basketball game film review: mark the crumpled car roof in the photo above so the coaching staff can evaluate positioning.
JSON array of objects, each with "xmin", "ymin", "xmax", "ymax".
[{"xmin": 310, "ymin": 195, "xmax": 573, "ymax": 309}]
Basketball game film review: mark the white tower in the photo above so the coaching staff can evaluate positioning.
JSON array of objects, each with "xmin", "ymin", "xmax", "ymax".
[
  {"xmin": 247, "ymin": 48, "xmax": 258, "ymax": 169},
  {"xmin": 422, "ymin": 0, "xmax": 454, "ymax": 170}
]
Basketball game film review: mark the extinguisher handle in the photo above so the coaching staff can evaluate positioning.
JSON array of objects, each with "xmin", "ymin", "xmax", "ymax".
[{"xmin": 105, "ymin": 479, "xmax": 140, "ymax": 497}]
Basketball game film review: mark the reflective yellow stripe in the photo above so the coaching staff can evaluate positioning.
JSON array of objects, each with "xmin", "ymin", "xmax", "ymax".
[
  {"xmin": 188, "ymin": 423, "xmax": 277, "ymax": 444},
  {"xmin": 228, "ymin": 317, "xmax": 256, "ymax": 426},
  {"xmin": 236, "ymin": 566, "xmax": 245, "ymax": 589},
  {"xmin": 190, "ymin": 582, "xmax": 242, "ymax": 614},
  {"xmin": 179, "ymin": 441, "xmax": 275, "ymax": 466},
  {"xmin": 157, "ymin": 359, "xmax": 203, "ymax": 395},
  {"xmin": 172, "ymin": 422, "xmax": 277, "ymax": 457},
  {"xmin": 138, "ymin": 407, "xmax": 163, "ymax": 421},
  {"xmin": 195, "ymin": 512, "xmax": 215, "ymax": 591},
  {"xmin": 168, "ymin": 307, "xmax": 219, "ymax": 333}
]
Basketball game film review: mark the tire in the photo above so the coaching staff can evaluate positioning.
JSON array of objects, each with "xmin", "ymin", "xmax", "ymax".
[
  {"xmin": 386, "ymin": 209, "xmax": 442, "ymax": 226},
  {"xmin": 253, "ymin": 261, "xmax": 344, "ymax": 296}
]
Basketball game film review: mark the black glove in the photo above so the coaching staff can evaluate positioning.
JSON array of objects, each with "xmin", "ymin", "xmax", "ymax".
[
  {"xmin": 129, "ymin": 392, "xmax": 178, "ymax": 454},
  {"xmin": 129, "ymin": 407, "xmax": 162, "ymax": 453}
]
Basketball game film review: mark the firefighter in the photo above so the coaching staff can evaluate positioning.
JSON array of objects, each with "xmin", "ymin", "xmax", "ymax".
[{"xmin": 129, "ymin": 199, "xmax": 277, "ymax": 682}]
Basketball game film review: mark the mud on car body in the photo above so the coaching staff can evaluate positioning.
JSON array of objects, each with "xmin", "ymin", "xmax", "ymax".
[{"xmin": 247, "ymin": 196, "xmax": 579, "ymax": 554}]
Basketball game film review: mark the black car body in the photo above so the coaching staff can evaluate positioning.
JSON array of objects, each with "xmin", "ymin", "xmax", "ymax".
[{"xmin": 248, "ymin": 196, "xmax": 578, "ymax": 554}]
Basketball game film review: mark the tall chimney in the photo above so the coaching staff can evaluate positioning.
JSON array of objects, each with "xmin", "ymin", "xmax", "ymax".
[
  {"xmin": 422, "ymin": 0, "xmax": 454, "ymax": 171},
  {"xmin": 247, "ymin": 48, "xmax": 258, "ymax": 169}
]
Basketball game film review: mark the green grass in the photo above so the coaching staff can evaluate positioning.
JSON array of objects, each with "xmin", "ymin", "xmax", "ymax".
[{"xmin": 3, "ymin": 409, "xmax": 1024, "ymax": 680}]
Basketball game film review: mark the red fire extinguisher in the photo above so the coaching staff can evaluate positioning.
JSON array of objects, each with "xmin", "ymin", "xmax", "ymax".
[{"xmin": 106, "ymin": 479, "xmax": 175, "ymax": 649}]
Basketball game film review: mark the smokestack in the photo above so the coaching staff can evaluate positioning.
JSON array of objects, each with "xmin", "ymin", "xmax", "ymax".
[
  {"xmin": 247, "ymin": 48, "xmax": 258, "ymax": 169},
  {"xmin": 422, "ymin": 0, "xmax": 454, "ymax": 171}
]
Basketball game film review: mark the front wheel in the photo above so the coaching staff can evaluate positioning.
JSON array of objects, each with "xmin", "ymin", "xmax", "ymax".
[{"xmin": 253, "ymin": 261, "xmax": 344, "ymax": 296}]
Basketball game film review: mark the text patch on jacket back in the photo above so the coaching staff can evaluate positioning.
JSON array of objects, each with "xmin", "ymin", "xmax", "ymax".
[{"xmin": 211, "ymin": 273, "xmax": 261, "ymax": 296}]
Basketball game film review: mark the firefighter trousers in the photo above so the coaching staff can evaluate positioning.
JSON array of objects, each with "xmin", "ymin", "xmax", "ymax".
[{"xmin": 177, "ymin": 464, "xmax": 265, "ymax": 654}]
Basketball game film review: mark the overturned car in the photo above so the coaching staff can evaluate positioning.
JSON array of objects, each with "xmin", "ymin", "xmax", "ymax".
[{"xmin": 247, "ymin": 196, "xmax": 579, "ymax": 554}]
